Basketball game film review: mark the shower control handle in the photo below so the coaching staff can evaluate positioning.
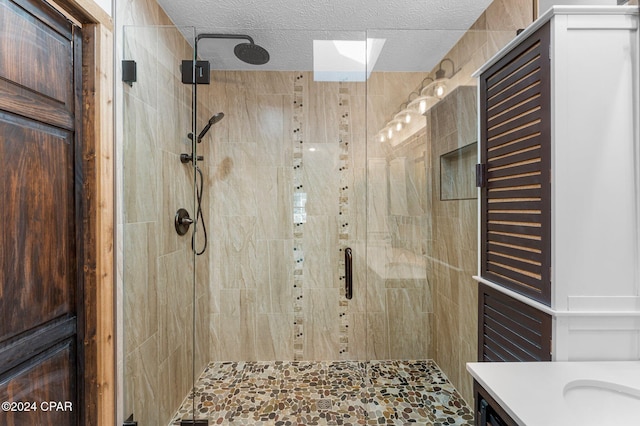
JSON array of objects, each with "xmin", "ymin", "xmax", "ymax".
[
  {"xmin": 345, "ymin": 247, "xmax": 353, "ymax": 300},
  {"xmin": 175, "ymin": 208, "xmax": 193, "ymax": 236},
  {"xmin": 180, "ymin": 153, "xmax": 204, "ymax": 164}
]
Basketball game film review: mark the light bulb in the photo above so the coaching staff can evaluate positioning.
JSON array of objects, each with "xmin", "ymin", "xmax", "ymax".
[
  {"xmin": 395, "ymin": 121, "xmax": 402, "ymax": 132},
  {"xmin": 387, "ymin": 127, "xmax": 393, "ymax": 139},
  {"xmin": 405, "ymin": 113, "xmax": 411, "ymax": 124},
  {"xmin": 379, "ymin": 133, "xmax": 386, "ymax": 143},
  {"xmin": 435, "ymin": 83, "xmax": 445, "ymax": 98},
  {"xmin": 419, "ymin": 99, "xmax": 427, "ymax": 114}
]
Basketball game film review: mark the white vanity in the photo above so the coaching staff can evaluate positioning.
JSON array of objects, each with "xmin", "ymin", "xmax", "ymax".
[{"xmin": 467, "ymin": 361, "xmax": 640, "ymax": 426}]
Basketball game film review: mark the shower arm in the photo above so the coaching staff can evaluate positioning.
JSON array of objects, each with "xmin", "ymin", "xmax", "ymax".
[
  {"xmin": 195, "ymin": 33, "xmax": 255, "ymax": 45},
  {"xmin": 192, "ymin": 34, "xmax": 255, "ymax": 76},
  {"xmin": 191, "ymin": 33, "xmax": 256, "ymax": 148}
]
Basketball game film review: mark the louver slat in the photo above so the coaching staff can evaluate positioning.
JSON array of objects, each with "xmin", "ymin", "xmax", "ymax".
[
  {"xmin": 486, "ymin": 231, "xmax": 542, "ymax": 251},
  {"xmin": 488, "ymin": 162, "xmax": 542, "ymax": 180},
  {"xmin": 487, "ymin": 123, "xmax": 542, "ymax": 151},
  {"xmin": 486, "ymin": 41, "xmax": 541, "ymax": 92},
  {"xmin": 478, "ymin": 283, "xmax": 552, "ymax": 362},
  {"xmin": 488, "ymin": 81, "xmax": 542, "ymax": 121},
  {"xmin": 487, "ymin": 70, "xmax": 542, "ymax": 110},
  {"xmin": 487, "ymin": 187, "xmax": 541, "ymax": 199},
  {"xmin": 487, "ymin": 241, "xmax": 541, "ymax": 263},
  {"xmin": 488, "ymin": 223, "xmax": 541, "ymax": 239},
  {"xmin": 487, "ymin": 147, "xmax": 542, "ymax": 170},
  {"xmin": 480, "ymin": 22, "xmax": 551, "ymax": 305},
  {"xmin": 487, "ymin": 108, "xmax": 543, "ymax": 140}
]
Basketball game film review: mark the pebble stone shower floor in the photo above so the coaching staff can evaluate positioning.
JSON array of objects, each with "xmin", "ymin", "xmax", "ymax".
[{"xmin": 170, "ymin": 360, "xmax": 475, "ymax": 425}]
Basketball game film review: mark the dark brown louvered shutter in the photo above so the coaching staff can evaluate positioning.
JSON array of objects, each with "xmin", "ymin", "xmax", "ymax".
[
  {"xmin": 479, "ymin": 22, "xmax": 552, "ymax": 306},
  {"xmin": 478, "ymin": 283, "xmax": 552, "ymax": 362}
]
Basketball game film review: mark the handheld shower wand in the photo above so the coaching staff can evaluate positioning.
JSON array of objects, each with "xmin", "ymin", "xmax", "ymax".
[
  {"xmin": 182, "ymin": 112, "xmax": 225, "ymax": 163},
  {"xmin": 188, "ymin": 112, "xmax": 224, "ymax": 143}
]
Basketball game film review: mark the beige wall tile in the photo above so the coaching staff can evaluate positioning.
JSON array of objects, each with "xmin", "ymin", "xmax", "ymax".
[
  {"xmin": 123, "ymin": 28, "xmax": 159, "ymax": 109},
  {"xmin": 255, "ymin": 239, "xmax": 294, "ymax": 314},
  {"xmin": 157, "ymin": 357, "xmax": 172, "ymax": 422},
  {"xmin": 123, "ymin": 97, "xmax": 158, "ymax": 224},
  {"xmin": 127, "ymin": 335, "xmax": 159, "ymax": 426},
  {"xmin": 219, "ymin": 290, "xmax": 257, "ymax": 360},
  {"xmin": 218, "ymin": 216, "xmax": 257, "ymax": 289},
  {"xmin": 255, "ymin": 240, "xmax": 273, "ymax": 315},
  {"xmin": 303, "ymin": 215, "xmax": 337, "ymax": 288},
  {"xmin": 255, "ymin": 167, "xmax": 293, "ymax": 239},
  {"xmin": 387, "ymin": 288, "xmax": 430, "ymax": 359},
  {"xmin": 195, "ymin": 294, "xmax": 210, "ymax": 372},
  {"xmin": 256, "ymin": 313, "xmax": 294, "ymax": 360},
  {"xmin": 226, "ymin": 71, "xmax": 258, "ymax": 143},
  {"xmin": 303, "ymin": 289, "xmax": 340, "ymax": 360},
  {"xmin": 159, "ymin": 150, "xmax": 191, "ymax": 256},
  {"xmin": 211, "ymin": 144, "xmax": 258, "ymax": 217},
  {"xmin": 123, "ymin": 223, "xmax": 157, "ymax": 353},
  {"xmin": 208, "ymin": 313, "xmax": 221, "ymax": 360},
  {"xmin": 306, "ymin": 81, "xmax": 339, "ymax": 144},
  {"xmin": 347, "ymin": 312, "xmax": 368, "ymax": 360},
  {"xmin": 254, "ymin": 71, "xmax": 295, "ymax": 95},
  {"xmin": 367, "ymin": 159, "xmax": 388, "ymax": 234},
  {"xmin": 268, "ymin": 239, "xmax": 295, "ymax": 313},
  {"xmin": 366, "ymin": 312, "xmax": 389, "ymax": 360},
  {"xmin": 168, "ymin": 344, "xmax": 192, "ymax": 415},
  {"xmin": 256, "ymin": 95, "xmax": 285, "ymax": 166},
  {"xmin": 158, "ymin": 250, "xmax": 193, "ymax": 360},
  {"xmin": 302, "ymin": 143, "xmax": 341, "ymax": 216}
]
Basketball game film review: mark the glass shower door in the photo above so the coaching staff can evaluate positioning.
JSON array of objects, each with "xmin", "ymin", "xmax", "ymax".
[
  {"xmin": 192, "ymin": 27, "xmax": 371, "ymax": 422},
  {"xmin": 122, "ymin": 24, "xmax": 202, "ymax": 425}
]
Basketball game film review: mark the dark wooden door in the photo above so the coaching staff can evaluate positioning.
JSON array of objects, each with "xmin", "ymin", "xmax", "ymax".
[{"xmin": 0, "ymin": 0, "xmax": 84, "ymax": 424}]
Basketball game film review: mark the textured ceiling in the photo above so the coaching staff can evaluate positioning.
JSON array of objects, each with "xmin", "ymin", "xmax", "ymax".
[{"xmin": 156, "ymin": 0, "xmax": 494, "ymax": 72}]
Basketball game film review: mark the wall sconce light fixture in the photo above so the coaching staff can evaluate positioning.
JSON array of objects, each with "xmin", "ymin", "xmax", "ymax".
[{"xmin": 377, "ymin": 58, "xmax": 458, "ymax": 144}]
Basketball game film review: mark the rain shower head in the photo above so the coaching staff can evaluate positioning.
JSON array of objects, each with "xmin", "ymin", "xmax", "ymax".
[
  {"xmin": 196, "ymin": 33, "xmax": 270, "ymax": 66},
  {"xmin": 234, "ymin": 42, "xmax": 270, "ymax": 65},
  {"xmin": 196, "ymin": 112, "xmax": 224, "ymax": 143}
]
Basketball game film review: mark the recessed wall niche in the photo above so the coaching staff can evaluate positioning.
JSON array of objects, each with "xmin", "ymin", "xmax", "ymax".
[{"xmin": 440, "ymin": 142, "xmax": 477, "ymax": 201}]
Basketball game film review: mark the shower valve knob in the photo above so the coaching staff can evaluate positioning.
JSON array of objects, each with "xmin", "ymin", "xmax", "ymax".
[
  {"xmin": 175, "ymin": 208, "xmax": 193, "ymax": 236},
  {"xmin": 180, "ymin": 153, "xmax": 204, "ymax": 164}
]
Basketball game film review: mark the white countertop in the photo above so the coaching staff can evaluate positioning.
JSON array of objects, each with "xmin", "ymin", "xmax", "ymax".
[{"xmin": 467, "ymin": 361, "xmax": 640, "ymax": 426}]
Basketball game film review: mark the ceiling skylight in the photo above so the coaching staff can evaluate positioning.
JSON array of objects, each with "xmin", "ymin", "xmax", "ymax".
[{"xmin": 313, "ymin": 38, "xmax": 386, "ymax": 82}]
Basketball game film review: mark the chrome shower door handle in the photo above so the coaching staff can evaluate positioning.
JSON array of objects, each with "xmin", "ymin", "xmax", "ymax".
[{"xmin": 345, "ymin": 247, "xmax": 353, "ymax": 300}]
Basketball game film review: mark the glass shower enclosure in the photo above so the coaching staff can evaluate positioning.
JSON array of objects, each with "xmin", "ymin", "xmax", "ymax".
[
  {"xmin": 122, "ymin": 24, "xmax": 205, "ymax": 425},
  {"xmin": 122, "ymin": 23, "xmax": 487, "ymax": 424}
]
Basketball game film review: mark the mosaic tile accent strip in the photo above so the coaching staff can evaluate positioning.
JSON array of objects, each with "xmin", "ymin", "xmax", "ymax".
[
  {"xmin": 292, "ymin": 73, "xmax": 306, "ymax": 361},
  {"xmin": 338, "ymin": 83, "xmax": 352, "ymax": 360},
  {"xmin": 170, "ymin": 360, "xmax": 474, "ymax": 426}
]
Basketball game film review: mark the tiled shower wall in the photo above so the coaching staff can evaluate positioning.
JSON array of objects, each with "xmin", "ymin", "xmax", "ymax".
[
  {"xmin": 202, "ymin": 71, "xmax": 429, "ymax": 363},
  {"xmin": 117, "ymin": 2, "xmax": 537, "ymax": 424}
]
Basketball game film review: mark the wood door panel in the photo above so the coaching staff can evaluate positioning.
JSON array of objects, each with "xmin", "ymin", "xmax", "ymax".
[
  {"xmin": 0, "ymin": 112, "xmax": 75, "ymax": 343},
  {"xmin": 0, "ymin": 77, "xmax": 74, "ymax": 130},
  {"xmin": 0, "ymin": 339, "xmax": 77, "ymax": 426},
  {"xmin": 0, "ymin": 0, "xmax": 73, "ymax": 110},
  {"xmin": 1, "ymin": 0, "xmax": 89, "ymax": 423}
]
